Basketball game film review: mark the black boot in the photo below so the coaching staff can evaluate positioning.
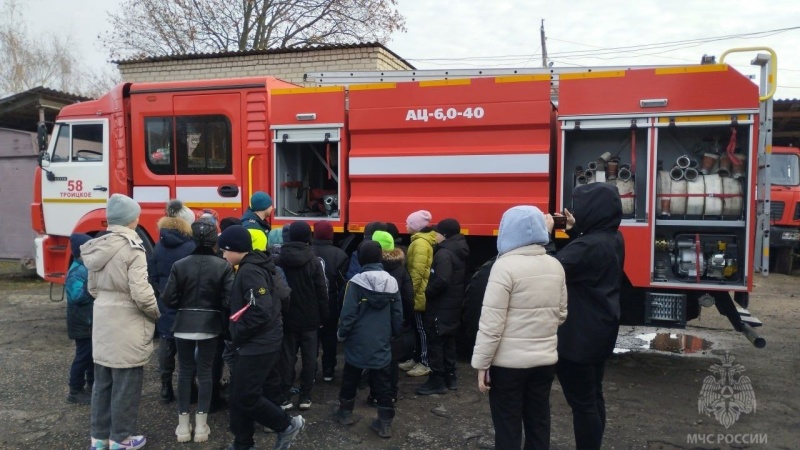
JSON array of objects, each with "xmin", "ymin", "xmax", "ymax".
[
  {"xmin": 66, "ymin": 388, "xmax": 91, "ymax": 405},
  {"xmin": 332, "ymin": 397, "xmax": 357, "ymax": 425},
  {"xmin": 160, "ymin": 378, "xmax": 175, "ymax": 404},
  {"xmin": 209, "ymin": 382, "xmax": 227, "ymax": 413},
  {"xmin": 444, "ymin": 372, "xmax": 458, "ymax": 390},
  {"xmin": 415, "ymin": 372, "xmax": 447, "ymax": 395},
  {"xmin": 370, "ymin": 407, "xmax": 395, "ymax": 438}
]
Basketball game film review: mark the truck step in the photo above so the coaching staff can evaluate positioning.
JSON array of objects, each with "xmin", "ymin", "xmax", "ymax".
[
  {"xmin": 736, "ymin": 307, "xmax": 752, "ymax": 317},
  {"xmin": 741, "ymin": 315, "xmax": 763, "ymax": 327}
]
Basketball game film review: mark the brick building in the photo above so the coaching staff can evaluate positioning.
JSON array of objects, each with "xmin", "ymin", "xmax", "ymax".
[{"xmin": 115, "ymin": 42, "xmax": 413, "ymax": 85}]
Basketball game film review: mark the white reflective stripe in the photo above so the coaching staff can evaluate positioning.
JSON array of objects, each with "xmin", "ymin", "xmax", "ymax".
[
  {"xmin": 133, "ymin": 186, "xmax": 170, "ymax": 203},
  {"xmin": 176, "ymin": 186, "xmax": 242, "ymax": 204},
  {"xmin": 349, "ymin": 154, "xmax": 549, "ymax": 175}
]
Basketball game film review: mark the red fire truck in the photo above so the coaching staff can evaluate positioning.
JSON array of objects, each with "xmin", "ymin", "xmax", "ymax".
[{"xmin": 32, "ymin": 47, "xmax": 775, "ymax": 347}]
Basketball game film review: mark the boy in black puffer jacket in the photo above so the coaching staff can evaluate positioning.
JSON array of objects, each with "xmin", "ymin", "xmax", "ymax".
[
  {"xmin": 276, "ymin": 221, "xmax": 329, "ymax": 411},
  {"xmin": 218, "ymin": 225, "xmax": 304, "ymax": 450},
  {"xmin": 416, "ymin": 218, "xmax": 470, "ymax": 396},
  {"xmin": 311, "ymin": 221, "xmax": 349, "ymax": 383},
  {"xmin": 333, "ymin": 240, "xmax": 403, "ymax": 438}
]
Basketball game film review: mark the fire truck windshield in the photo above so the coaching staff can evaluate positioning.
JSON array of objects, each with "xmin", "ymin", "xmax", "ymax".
[{"xmin": 770, "ymin": 154, "xmax": 800, "ymax": 186}]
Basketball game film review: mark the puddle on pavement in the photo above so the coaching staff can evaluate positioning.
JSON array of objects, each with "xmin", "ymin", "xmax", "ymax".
[{"xmin": 635, "ymin": 332, "xmax": 713, "ymax": 354}]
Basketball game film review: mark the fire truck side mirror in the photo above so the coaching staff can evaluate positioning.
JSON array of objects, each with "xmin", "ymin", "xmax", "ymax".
[{"xmin": 36, "ymin": 122, "xmax": 48, "ymax": 152}]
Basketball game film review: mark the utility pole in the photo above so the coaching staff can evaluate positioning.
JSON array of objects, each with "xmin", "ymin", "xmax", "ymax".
[{"xmin": 540, "ymin": 19, "xmax": 548, "ymax": 68}]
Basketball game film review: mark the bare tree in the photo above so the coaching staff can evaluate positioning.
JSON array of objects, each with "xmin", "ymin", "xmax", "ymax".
[
  {"xmin": 0, "ymin": 0, "xmax": 119, "ymax": 98},
  {"xmin": 102, "ymin": 0, "xmax": 406, "ymax": 60}
]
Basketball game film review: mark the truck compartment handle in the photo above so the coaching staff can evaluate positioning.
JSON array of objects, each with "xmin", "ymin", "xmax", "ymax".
[{"xmin": 218, "ymin": 184, "xmax": 239, "ymax": 198}]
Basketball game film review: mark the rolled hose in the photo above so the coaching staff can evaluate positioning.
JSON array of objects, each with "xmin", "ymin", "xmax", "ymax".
[
  {"xmin": 670, "ymin": 166, "xmax": 684, "ymax": 181},
  {"xmin": 677, "ymin": 155, "xmax": 691, "ymax": 169},
  {"xmin": 618, "ymin": 167, "xmax": 632, "ymax": 182}
]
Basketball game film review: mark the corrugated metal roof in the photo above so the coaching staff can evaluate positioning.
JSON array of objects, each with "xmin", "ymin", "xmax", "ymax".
[{"xmin": 113, "ymin": 42, "xmax": 415, "ymax": 69}]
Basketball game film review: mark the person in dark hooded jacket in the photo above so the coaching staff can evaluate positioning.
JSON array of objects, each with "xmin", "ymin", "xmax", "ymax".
[
  {"xmin": 370, "ymin": 231, "xmax": 414, "ymax": 404},
  {"xmin": 345, "ymin": 221, "xmax": 387, "ymax": 280},
  {"xmin": 148, "ymin": 199, "xmax": 196, "ymax": 404},
  {"xmin": 547, "ymin": 182, "xmax": 625, "ymax": 450},
  {"xmin": 65, "ymin": 233, "xmax": 95, "ymax": 405},
  {"xmin": 276, "ymin": 221, "xmax": 329, "ymax": 411},
  {"xmin": 217, "ymin": 225, "xmax": 305, "ymax": 450},
  {"xmin": 312, "ymin": 221, "xmax": 349, "ymax": 382},
  {"xmin": 332, "ymin": 240, "xmax": 402, "ymax": 438},
  {"xmin": 416, "ymin": 218, "xmax": 470, "ymax": 395}
]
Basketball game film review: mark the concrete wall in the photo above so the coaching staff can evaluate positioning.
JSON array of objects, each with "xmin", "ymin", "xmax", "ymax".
[
  {"xmin": 119, "ymin": 46, "xmax": 412, "ymax": 85},
  {"xmin": 0, "ymin": 128, "xmax": 36, "ymax": 261}
]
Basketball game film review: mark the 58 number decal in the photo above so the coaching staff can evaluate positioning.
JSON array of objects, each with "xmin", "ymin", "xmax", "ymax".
[{"xmin": 67, "ymin": 180, "xmax": 83, "ymax": 192}]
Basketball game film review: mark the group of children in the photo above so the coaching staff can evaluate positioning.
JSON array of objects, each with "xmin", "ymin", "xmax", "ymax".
[{"xmin": 65, "ymin": 190, "xmax": 471, "ymax": 449}]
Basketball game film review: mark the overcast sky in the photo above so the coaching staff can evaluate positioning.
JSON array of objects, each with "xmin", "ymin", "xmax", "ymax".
[{"xmin": 24, "ymin": 0, "xmax": 800, "ymax": 99}]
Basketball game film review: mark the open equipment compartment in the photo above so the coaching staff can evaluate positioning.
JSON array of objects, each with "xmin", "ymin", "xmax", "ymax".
[
  {"xmin": 651, "ymin": 116, "xmax": 754, "ymax": 287},
  {"xmin": 273, "ymin": 127, "xmax": 341, "ymax": 219},
  {"xmin": 561, "ymin": 119, "xmax": 649, "ymax": 222}
]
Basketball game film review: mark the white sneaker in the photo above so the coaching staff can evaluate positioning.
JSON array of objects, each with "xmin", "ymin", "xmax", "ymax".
[
  {"xmin": 406, "ymin": 363, "xmax": 431, "ymax": 377},
  {"xmin": 398, "ymin": 359, "xmax": 416, "ymax": 371}
]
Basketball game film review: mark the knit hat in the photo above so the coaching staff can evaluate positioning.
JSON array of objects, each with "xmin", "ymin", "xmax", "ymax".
[
  {"xmin": 250, "ymin": 191, "xmax": 273, "ymax": 212},
  {"xmin": 358, "ymin": 240, "xmax": 383, "ymax": 266},
  {"xmin": 218, "ymin": 225, "xmax": 253, "ymax": 253},
  {"xmin": 385, "ymin": 222, "xmax": 402, "ymax": 244},
  {"xmin": 166, "ymin": 199, "xmax": 195, "ymax": 225},
  {"xmin": 192, "ymin": 220, "xmax": 218, "ymax": 248},
  {"xmin": 219, "ymin": 217, "xmax": 242, "ymax": 231},
  {"xmin": 497, "ymin": 206, "xmax": 550, "ymax": 255},
  {"xmin": 106, "ymin": 194, "xmax": 141, "ymax": 226},
  {"xmin": 434, "ymin": 218, "xmax": 460, "ymax": 239},
  {"xmin": 313, "ymin": 221, "xmax": 334, "ymax": 241},
  {"xmin": 364, "ymin": 221, "xmax": 387, "ymax": 239},
  {"xmin": 268, "ymin": 228, "xmax": 284, "ymax": 245},
  {"xmin": 289, "ymin": 221, "xmax": 312, "ymax": 244},
  {"xmin": 406, "ymin": 210, "xmax": 432, "ymax": 233},
  {"xmin": 372, "ymin": 231, "xmax": 395, "ymax": 251},
  {"xmin": 70, "ymin": 233, "xmax": 92, "ymax": 259}
]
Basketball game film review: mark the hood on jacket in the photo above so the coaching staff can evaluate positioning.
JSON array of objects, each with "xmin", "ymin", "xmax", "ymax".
[
  {"xmin": 571, "ymin": 183, "xmax": 622, "ymax": 235},
  {"xmin": 350, "ymin": 264, "xmax": 399, "ymax": 309},
  {"xmin": 497, "ymin": 205, "xmax": 550, "ymax": 255},
  {"xmin": 80, "ymin": 225, "xmax": 140, "ymax": 272},
  {"xmin": 381, "ymin": 248, "xmax": 406, "ymax": 271},
  {"xmin": 411, "ymin": 230, "xmax": 437, "ymax": 246},
  {"xmin": 157, "ymin": 216, "xmax": 193, "ymax": 248},
  {"xmin": 278, "ymin": 241, "xmax": 316, "ymax": 268},
  {"xmin": 240, "ymin": 250, "xmax": 291, "ymax": 300},
  {"xmin": 439, "ymin": 234, "xmax": 470, "ymax": 259}
]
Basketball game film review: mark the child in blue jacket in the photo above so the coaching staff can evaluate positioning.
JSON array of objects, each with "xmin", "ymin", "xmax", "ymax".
[{"xmin": 65, "ymin": 233, "xmax": 95, "ymax": 405}]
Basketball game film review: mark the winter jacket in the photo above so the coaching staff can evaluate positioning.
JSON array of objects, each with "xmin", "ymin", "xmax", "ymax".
[
  {"xmin": 407, "ymin": 230, "xmax": 437, "ymax": 312},
  {"xmin": 345, "ymin": 251, "xmax": 362, "ymax": 281},
  {"xmin": 228, "ymin": 251, "xmax": 291, "ymax": 355},
  {"xmin": 552, "ymin": 182, "xmax": 626, "ymax": 364},
  {"xmin": 471, "ymin": 244, "xmax": 568, "ymax": 370},
  {"xmin": 162, "ymin": 247, "xmax": 235, "ymax": 335},
  {"xmin": 338, "ymin": 264, "xmax": 403, "ymax": 369},
  {"xmin": 241, "ymin": 209, "xmax": 271, "ymax": 235},
  {"xmin": 313, "ymin": 240, "xmax": 349, "ymax": 316},
  {"xmin": 147, "ymin": 217, "xmax": 195, "ymax": 338},
  {"xmin": 66, "ymin": 260, "xmax": 94, "ymax": 340},
  {"xmin": 276, "ymin": 241, "xmax": 329, "ymax": 331},
  {"xmin": 462, "ymin": 257, "xmax": 497, "ymax": 348},
  {"xmin": 381, "ymin": 248, "xmax": 414, "ymax": 327},
  {"xmin": 425, "ymin": 234, "xmax": 469, "ymax": 336},
  {"xmin": 81, "ymin": 225, "xmax": 160, "ymax": 368}
]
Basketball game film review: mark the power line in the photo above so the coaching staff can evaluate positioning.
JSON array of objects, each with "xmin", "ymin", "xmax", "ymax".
[{"xmin": 403, "ymin": 26, "xmax": 800, "ymax": 64}]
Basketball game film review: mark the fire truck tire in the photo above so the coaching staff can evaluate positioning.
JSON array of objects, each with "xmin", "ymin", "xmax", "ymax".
[
  {"xmin": 135, "ymin": 226, "xmax": 155, "ymax": 258},
  {"xmin": 772, "ymin": 246, "xmax": 793, "ymax": 275}
]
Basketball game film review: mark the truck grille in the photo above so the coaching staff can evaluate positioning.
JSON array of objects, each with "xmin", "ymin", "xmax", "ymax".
[
  {"xmin": 644, "ymin": 293, "xmax": 686, "ymax": 325},
  {"xmin": 771, "ymin": 201, "xmax": 785, "ymax": 220}
]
